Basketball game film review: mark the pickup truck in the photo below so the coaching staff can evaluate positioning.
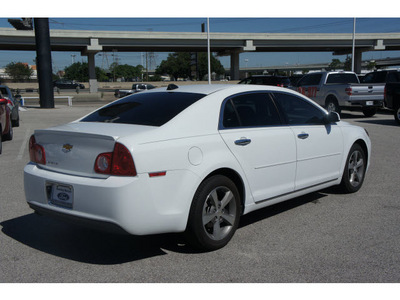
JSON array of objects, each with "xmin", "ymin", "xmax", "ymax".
[
  {"xmin": 114, "ymin": 83, "xmax": 156, "ymax": 98},
  {"xmin": 384, "ymin": 83, "xmax": 400, "ymax": 124},
  {"xmin": 294, "ymin": 71, "xmax": 384, "ymax": 117}
]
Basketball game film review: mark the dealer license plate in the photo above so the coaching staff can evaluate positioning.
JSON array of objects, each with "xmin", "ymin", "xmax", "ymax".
[
  {"xmin": 366, "ymin": 101, "xmax": 374, "ymax": 106},
  {"xmin": 49, "ymin": 183, "xmax": 74, "ymax": 209}
]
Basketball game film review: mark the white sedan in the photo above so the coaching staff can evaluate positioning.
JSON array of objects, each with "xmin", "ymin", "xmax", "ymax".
[{"xmin": 24, "ymin": 84, "xmax": 371, "ymax": 250}]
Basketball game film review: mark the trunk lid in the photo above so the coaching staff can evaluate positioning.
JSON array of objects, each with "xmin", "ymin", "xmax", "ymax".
[{"xmin": 33, "ymin": 122, "xmax": 154, "ymax": 178}]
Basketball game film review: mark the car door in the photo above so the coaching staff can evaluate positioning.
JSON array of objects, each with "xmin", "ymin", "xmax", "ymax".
[
  {"xmin": 272, "ymin": 92, "xmax": 343, "ymax": 190},
  {"xmin": 296, "ymin": 73, "xmax": 323, "ymax": 106},
  {"xmin": 219, "ymin": 92, "xmax": 297, "ymax": 203}
]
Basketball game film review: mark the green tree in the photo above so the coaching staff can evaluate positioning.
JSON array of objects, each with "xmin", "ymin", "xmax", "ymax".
[
  {"xmin": 344, "ymin": 56, "xmax": 352, "ymax": 71},
  {"xmin": 64, "ymin": 62, "xmax": 89, "ymax": 81},
  {"xmin": 64, "ymin": 62, "xmax": 110, "ymax": 82},
  {"xmin": 156, "ymin": 52, "xmax": 225, "ymax": 80},
  {"xmin": 366, "ymin": 61, "xmax": 377, "ymax": 71},
  {"xmin": 109, "ymin": 63, "xmax": 143, "ymax": 81},
  {"xmin": 197, "ymin": 53, "xmax": 225, "ymax": 80},
  {"xmin": 156, "ymin": 53, "xmax": 191, "ymax": 80},
  {"xmin": 329, "ymin": 59, "xmax": 342, "ymax": 71},
  {"xmin": 5, "ymin": 62, "xmax": 33, "ymax": 82}
]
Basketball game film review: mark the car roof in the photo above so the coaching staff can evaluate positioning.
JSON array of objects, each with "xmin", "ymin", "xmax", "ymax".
[
  {"xmin": 143, "ymin": 83, "xmax": 297, "ymax": 97},
  {"xmin": 152, "ymin": 84, "xmax": 239, "ymax": 95}
]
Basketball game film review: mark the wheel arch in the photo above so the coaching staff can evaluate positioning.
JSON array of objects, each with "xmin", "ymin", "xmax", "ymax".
[
  {"xmin": 203, "ymin": 168, "xmax": 246, "ymax": 214},
  {"xmin": 325, "ymin": 94, "xmax": 339, "ymax": 105},
  {"xmin": 354, "ymin": 138, "xmax": 369, "ymax": 168}
]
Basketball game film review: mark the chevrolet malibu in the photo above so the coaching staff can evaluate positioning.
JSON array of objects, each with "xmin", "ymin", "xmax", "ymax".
[{"xmin": 24, "ymin": 84, "xmax": 371, "ymax": 250}]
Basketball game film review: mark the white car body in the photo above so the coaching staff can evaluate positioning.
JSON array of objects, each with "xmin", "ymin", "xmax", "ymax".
[{"xmin": 24, "ymin": 84, "xmax": 371, "ymax": 249}]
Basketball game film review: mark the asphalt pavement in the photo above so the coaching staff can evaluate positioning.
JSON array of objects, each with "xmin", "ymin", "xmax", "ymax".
[{"xmin": 1, "ymin": 103, "xmax": 399, "ymax": 284}]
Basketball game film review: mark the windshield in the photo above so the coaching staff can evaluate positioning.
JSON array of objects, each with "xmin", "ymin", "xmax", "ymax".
[{"xmin": 81, "ymin": 91, "xmax": 205, "ymax": 126}]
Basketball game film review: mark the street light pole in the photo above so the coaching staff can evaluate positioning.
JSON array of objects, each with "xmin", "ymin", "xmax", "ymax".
[
  {"xmin": 207, "ymin": 18, "xmax": 211, "ymax": 85},
  {"xmin": 352, "ymin": 18, "xmax": 356, "ymax": 72}
]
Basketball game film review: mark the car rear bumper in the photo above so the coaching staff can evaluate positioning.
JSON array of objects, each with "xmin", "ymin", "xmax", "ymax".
[
  {"xmin": 24, "ymin": 163, "xmax": 198, "ymax": 235},
  {"xmin": 345, "ymin": 99, "xmax": 383, "ymax": 108}
]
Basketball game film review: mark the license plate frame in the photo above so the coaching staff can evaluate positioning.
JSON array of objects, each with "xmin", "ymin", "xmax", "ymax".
[{"xmin": 48, "ymin": 183, "xmax": 74, "ymax": 209}]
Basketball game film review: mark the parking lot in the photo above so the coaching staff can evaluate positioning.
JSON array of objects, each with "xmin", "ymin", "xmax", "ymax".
[{"xmin": 0, "ymin": 102, "xmax": 399, "ymax": 283}]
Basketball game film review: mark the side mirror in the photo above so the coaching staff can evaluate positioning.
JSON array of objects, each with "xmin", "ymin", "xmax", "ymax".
[{"xmin": 324, "ymin": 112, "xmax": 340, "ymax": 124}]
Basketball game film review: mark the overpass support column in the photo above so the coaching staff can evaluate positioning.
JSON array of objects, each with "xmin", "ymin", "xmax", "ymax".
[
  {"xmin": 82, "ymin": 38, "xmax": 102, "ymax": 93},
  {"xmin": 354, "ymin": 49, "xmax": 362, "ymax": 74},
  {"xmin": 230, "ymin": 51, "xmax": 240, "ymax": 80},
  {"xmin": 87, "ymin": 53, "xmax": 98, "ymax": 93}
]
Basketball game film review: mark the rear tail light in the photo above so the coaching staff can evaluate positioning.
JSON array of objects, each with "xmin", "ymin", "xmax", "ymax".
[
  {"xmin": 345, "ymin": 87, "xmax": 353, "ymax": 96},
  {"xmin": 95, "ymin": 142, "xmax": 137, "ymax": 176},
  {"xmin": 29, "ymin": 135, "xmax": 46, "ymax": 165}
]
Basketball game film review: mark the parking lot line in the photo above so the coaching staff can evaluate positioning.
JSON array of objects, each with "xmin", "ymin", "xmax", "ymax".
[{"xmin": 16, "ymin": 128, "xmax": 32, "ymax": 161}]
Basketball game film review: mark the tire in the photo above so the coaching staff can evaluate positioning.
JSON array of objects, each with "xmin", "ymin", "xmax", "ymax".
[
  {"xmin": 394, "ymin": 105, "xmax": 400, "ymax": 125},
  {"xmin": 362, "ymin": 107, "xmax": 377, "ymax": 117},
  {"xmin": 185, "ymin": 175, "xmax": 241, "ymax": 251},
  {"xmin": 3, "ymin": 121, "xmax": 13, "ymax": 141},
  {"xmin": 339, "ymin": 143, "xmax": 366, "ymax": 193},
  {"xmin": 326, "ymin": 97, "xmax": 341, "ymax": 114},
  {"xmin": 0, "ymin": 129, "xmax": 2, "ymax": 155},
  {"xmin": 12, "ymin": 115, "xmax": 20, "ymax": 127}
]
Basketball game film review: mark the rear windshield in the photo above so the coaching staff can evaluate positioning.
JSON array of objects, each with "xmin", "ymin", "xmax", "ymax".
[
  {"xmin": 326, "ymin": 73, "xmax": 359, "ymax": 84},
  {"xmin": 81, "ymin": 91, "xmax": 205, "ymax": 126}
]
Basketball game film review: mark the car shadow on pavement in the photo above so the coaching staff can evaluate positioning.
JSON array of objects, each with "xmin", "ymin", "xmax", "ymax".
[
  {"xmin": 0, "ymin": 213, "xmax": 184, "ymax": 265},
  {"xmin": 239, "ymin": 191, "xmax": 329, "ymax": 228},
  {"xmin": 1, "ymin": 192, "xmax": 332, "ymax": 262}
]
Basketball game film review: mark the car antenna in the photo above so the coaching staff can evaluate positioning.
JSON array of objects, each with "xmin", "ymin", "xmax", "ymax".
[{"xmin": 167, "ymin": 84, "xmax": 179, "ymax": 90}]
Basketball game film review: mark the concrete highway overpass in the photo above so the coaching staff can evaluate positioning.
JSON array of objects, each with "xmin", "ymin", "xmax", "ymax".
[{"xmin": 1, "ymin": 27, "xmax": 400, "ymax": 91}]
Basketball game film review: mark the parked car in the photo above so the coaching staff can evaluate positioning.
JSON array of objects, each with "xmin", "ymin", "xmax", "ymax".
[
  {"xmin": 0, "ymin": 85, "xmax": 20, "ymax": 127},
  {"xmin": 294, "ymin": 71, "xmax": 384, "ymax": 117},
  {"xmin": 24, "ymin": 84, "xmax": 371, "ymax": 250},
  {"xmin": 238, "ymin": 75, "xmax": 292, "ymax": 87},
  {"xmin": 384, "ymin": 82, "xmax": 400, "ymax": 124},
  {"xmin": 0, "ymin": 97, "xmax": 13, "ymax": 154},
  {"xmin": 115, "ymin": 83, "xmax": 156, "ymax": 98},
  {"xmin": 360, "ymin": 70, "xmax": 400, "ymax": 84},
  {"xmin": 53, "ymin": 80, "xmax": 85, "ymax": 89}
]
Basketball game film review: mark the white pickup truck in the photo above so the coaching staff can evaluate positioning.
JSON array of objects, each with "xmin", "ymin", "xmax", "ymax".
[{"xmin": 294, "ymin": 71, "xmax": 384, "ymax": 117}]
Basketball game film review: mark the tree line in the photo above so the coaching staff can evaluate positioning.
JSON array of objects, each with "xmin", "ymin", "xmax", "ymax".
[{"xmin": 3, "ymin": 52, "xmax": 226, "ymax": 82}]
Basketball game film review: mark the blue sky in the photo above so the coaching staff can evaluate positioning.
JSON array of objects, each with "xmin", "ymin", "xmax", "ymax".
[{"xmin": 1, "ymin": 17, "xmax": 400, "ymax": 72}]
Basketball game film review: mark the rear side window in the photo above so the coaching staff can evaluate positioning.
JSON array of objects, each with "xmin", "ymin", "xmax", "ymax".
[
  {"xmin": 221, "ymin": 92, "xmax": 282, "ymax": 128},
  {"xmin": 297, "ymin": 74, "xmax": 322, "ymax": 86},
  {"xmin": 387, "ymin": 72, "xmax": 400, "ymax": 83},
  {"xmin": 326, "ymin": 73, "xmax": 359, "ymax": 84},
  {"xmin": 81, "ymin": 92, "xmax": 205, "ymax": 127}
]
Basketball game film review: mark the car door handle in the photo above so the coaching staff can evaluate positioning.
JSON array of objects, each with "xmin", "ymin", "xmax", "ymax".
[
  {"xmin": 297, "ymin": 133, "xmax": 309, "ymax": 140},
  {"xmin": 235, "ymin": 139, "xmax": 251, "ymax": 146}
]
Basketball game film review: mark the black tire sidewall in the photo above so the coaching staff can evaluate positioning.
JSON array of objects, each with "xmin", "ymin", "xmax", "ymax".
[
  {"xmin": 186, "ymin": 175, "xmax": 241, "ymax": 251},
  {"xmin": 394, "ymin": 106, "xmax": 400, "ymax": 124},
  {"xmin": 340, "ymin": 143, "xmax": 366, "ymax": 193}
]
